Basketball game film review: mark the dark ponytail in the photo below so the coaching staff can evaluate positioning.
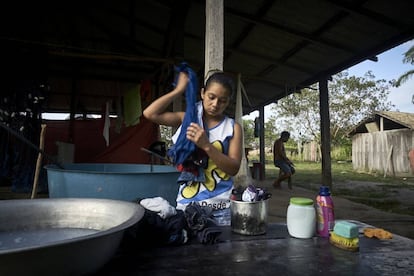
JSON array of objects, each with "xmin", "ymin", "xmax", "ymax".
[{"xmin": 204, "ymin": 71, "xmax": 235, "ymax": 99}]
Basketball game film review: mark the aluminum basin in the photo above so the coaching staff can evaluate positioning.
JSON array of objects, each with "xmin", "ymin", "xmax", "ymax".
[{"xmin": 0, "ymin": 198, "xmax": 144, "ymax": 275}]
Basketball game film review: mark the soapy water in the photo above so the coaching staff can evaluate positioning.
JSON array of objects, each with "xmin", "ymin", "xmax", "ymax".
[{"xmin": 0, "ymin": 228, "xmax": 99, "ymax": 251}]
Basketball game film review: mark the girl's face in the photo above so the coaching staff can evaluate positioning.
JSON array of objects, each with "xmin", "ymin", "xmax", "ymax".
[{"xmin": 201, "ymin": 82, "xmax": 231, "ymax": 118}]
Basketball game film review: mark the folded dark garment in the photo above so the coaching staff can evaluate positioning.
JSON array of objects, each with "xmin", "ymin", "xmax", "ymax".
[
  {"xmin": 184, "ymin": 202, "xmax": 214, "ymax": 231},
  {"xmin": 197, "ymin": 226, "xmax": 222, "ymax": 245},
  {"xmin": 184, "ymin": 202, "xmax": 222, "ymax": 244},
  {"xmin": 122, "ymin": 209, "xmax": 187, "ymax": 249}
]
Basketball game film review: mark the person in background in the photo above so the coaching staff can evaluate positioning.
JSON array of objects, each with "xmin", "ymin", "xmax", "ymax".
[
  {"xmin": 143, "ymin": 70, "xmax": 242, "ymax": 225},
  {"xmin": 273, "ymin": 131, "xmax": 294, "ymax": 189}
]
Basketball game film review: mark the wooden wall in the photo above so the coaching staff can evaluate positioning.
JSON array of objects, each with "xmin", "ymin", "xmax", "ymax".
[
  {"xmin": 352, "ymin": 129, "xmax": 414, "ymax": 176},
  {"xmin": 302, "ymin": 141, "xmax": 321, "ymax": 162}
]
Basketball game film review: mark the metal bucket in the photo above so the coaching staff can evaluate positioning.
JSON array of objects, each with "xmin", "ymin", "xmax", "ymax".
[{"xmin": 230, "ymin": 199, "xmax": 268, "ymax": 235}]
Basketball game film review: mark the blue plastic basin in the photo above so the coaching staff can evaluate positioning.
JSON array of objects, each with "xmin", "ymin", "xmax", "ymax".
[{"xmin": 45, "ymin": 164, "xmax": 180, "ymax": 206}]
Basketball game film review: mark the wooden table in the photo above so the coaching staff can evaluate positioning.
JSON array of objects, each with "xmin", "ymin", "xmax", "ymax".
[{"xmin": 95, "ymin": 221, "xmax": 414, "ymax": 275}]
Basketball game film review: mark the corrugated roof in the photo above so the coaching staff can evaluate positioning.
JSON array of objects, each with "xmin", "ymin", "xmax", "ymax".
[
  {"xmin": 1, "ymin": 0, "xmax": 414, "ymax": 115},
  {"xmin": 348, "ymin": 111, "xmax": 414, "ymax": 136},
  {"xmin": 376, "ymin": 111, "xmax": 414, "ymax": 129}
]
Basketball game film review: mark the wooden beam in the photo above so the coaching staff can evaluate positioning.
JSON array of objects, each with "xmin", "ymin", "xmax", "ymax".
[
  {"xmin": 225, "ymin": 7, "xmax": 355, "ymax": 54},
  {"xmin": 49, "ymin": 51, "xmax": 174, "ymax": 64},
  {"xmin": 327, "ymin": 0, "xmax": 408, "ymax": 30},
  {"xmin": 225, "ymin": 0, "xmax": 277, "ymax": 63},
  {"xmin": 228, "ymin": 48, "xmax": 312, "ymax": 75},
  {"xmin": 162, "ymin": 0, "xmax": 191, "ymax": 59},
  {"xmin": 259, "ymin": 105, "xmax": 266, "ymax": 178},
  {"xmin": 319, "ymin": 77, "xmax": 333, "ymax": 188},
  {"xmin": 204, "ymin": 0, "xmax": 224, "ymax": 79}
]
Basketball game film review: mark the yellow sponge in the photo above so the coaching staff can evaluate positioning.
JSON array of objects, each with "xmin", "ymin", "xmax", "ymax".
[
  {"xmin": 363, "ymin": 228, "xmax": 392, "ymax": 240},
  {"xmin": 329, "ymin": 231, "xmax": 359, "ymax": 252}
]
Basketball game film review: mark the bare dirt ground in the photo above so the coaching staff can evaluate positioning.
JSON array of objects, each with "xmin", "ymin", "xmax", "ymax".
[{"xmin": 254, "ymin": 178, "xmax": 414, "ymax": 239}]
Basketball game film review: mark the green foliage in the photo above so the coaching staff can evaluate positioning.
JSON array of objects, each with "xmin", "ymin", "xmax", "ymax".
[
  {"xmin": 264, "ymin": 117, "xmax": 280, "ymax": 149},
  {"xmin": 243, "ymin": 116, "xmax": 289, "ymax": 150},
  {"xmin": 159, "ymin": 125, "xmax": 173, "ymax": 148},
  {"xmin": 331, "ymin": 145, "xmax": 352, "ymax": 161},
  {"xmin": 270, "ymin": 71, "xmax": 394, "ymax": 147},
  {"xmin": 329, "ymin": 71, "xmax": 393, "ymax": 134},
  {"xmin": 270, "ymin": 88, "xmax": 320, "ymax": 143},
  {"xmin": 242, "ymin": 119, "xmax": 257, "ymax": 148},
  {"xmin": 395, "ymin": 43, "xmax": 414, "ymax": 87}
]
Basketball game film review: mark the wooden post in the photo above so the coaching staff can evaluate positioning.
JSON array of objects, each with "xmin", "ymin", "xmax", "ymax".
[
  {"xmin": 69, "ymin": 77, "xmax": 77, "ymax": 143},
  {"xmin": 319, "ymin": 78, "xmax": 333, "ymax": 188},
  {"xmin": 259, "ymin": 105, "xmax": 265, "ymax": 179},
  {"xmin": 31, "ymin": 124, "xmax": 46, "ymax": 199},
  {"xmin": 204, "ymin": 0, "xmax": 224, "ymax": 78}
]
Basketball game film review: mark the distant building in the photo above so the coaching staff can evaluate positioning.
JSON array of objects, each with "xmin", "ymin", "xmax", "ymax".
[{"xmin": 348, "ymin": 111, "xmax": 414, "ymax": 176}]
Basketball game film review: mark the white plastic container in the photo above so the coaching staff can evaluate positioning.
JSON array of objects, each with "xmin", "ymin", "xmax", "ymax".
[{"xmin": 287, "ymin": 197, "xmax": 316, "ymax": 239}]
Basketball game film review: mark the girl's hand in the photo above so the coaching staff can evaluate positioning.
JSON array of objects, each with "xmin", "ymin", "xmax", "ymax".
[
  {"xmin": 175, "ymin": 72, "xmax": 190, "ymax": 93},
  {"xmin": 186, "ymin": 123, "xmax": 209, "ymax": 148}
]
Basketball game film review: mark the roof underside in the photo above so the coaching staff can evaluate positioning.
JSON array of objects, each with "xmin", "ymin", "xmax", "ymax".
[
  {"xmin": 349, "ymin": 111, "xmax": 414, "ymax": 135},
  {"xmin": 1, "ymin": 0, "xmax": 414, "ymax": 116}
]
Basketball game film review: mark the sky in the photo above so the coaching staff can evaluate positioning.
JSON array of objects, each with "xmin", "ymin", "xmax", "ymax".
[
  {"xmin": 243, "ymin": 39, "xmax": 414, "ymax": 120},
  {"xmin": 347, "ymin": 40, "xmax": 414, "ymax": 113}
]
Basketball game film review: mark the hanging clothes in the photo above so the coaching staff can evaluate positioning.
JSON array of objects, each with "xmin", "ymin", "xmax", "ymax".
[
  {"xmin": 140, "ymin": 79, "xmax": 152, "ymax": 106},
  {"xmin": 123, "ymin": 83, "xmax": 142, "ymax": 127},
  {"xmin": 103, "ymin": 100, "xmax": 111, "ymax": 146}
]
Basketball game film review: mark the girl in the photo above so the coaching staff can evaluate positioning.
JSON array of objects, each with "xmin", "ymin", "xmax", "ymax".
[{"xmin": 143, "ymin": 71, "xmax": 242, "ymax": 224}]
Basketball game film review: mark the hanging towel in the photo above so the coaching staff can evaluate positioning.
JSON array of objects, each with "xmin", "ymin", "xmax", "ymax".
[
  {"xmin": 103, "ymin": 100, "xmax": 111, "ymax": 146},
  {"xmin": 167, "ymin": 62, "xmax": 199, "ymax": 165},
  {"xmin": 115, "ymin": 83, "xmax": 123, "ymax": 134},
  {"xmin": 140, "ymin": 79, "xmax": 152, "ymax": 104},
  {"xmin": 114, "ymin": 96, "xmax": 123, "ymax": 134},
  {"xmin": 123, "ymin": 83, "xmax": 142, "ymax": 127}
]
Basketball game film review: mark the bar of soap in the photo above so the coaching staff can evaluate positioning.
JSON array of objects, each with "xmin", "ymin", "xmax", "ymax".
[{"xmin": 333, "ymin": 221, "xmax": 359, "ymax": 238}]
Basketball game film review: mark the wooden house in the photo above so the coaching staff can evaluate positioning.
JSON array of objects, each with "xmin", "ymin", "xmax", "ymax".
[{"xmin": 348, "ymin": 111, "xmax": 414, "ymax": 176}]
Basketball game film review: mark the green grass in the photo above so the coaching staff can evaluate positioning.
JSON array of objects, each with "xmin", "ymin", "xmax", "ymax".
[{"xmin": 264, "ymin": 161, "xmax": 414, "ymax": 187}]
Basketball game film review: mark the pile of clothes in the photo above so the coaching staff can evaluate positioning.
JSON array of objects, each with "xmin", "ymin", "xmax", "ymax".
[
  {"xmin": 122, "ymin": 197, "xmax": 223, "ymax": 250},
  {"xmin": 231, "ymin": 184, "xmax": 272, "ymax": 202}
]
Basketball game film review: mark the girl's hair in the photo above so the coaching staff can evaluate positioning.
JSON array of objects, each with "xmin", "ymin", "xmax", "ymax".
[{"xmin": 204, "ymin": 71, "xmax": 235, "ymax": 99}]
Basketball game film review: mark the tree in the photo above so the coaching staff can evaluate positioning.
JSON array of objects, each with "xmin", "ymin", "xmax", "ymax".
[
  {"xmin": 264, "ymin": 117, "xmax": 280, "ymax": 150},
  {"xmin": 160, "ymin": 125, "xmax": 173, "ymax": 148},
  {"xmin": 395, "ymin": 44, "xmax": 414, "ymax": 87},
  {"xmin": 271, "ymin": 71, "xmax": 394, "ymax": 146},
  {"xmin": 242, "ymin": 119, "xmax": 257, "ymax": 149}
]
